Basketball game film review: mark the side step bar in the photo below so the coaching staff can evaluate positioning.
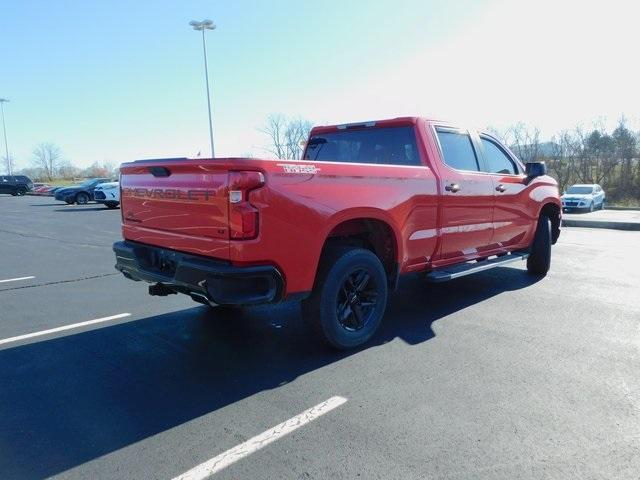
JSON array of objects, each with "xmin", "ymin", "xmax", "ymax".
[{"xmin": 426, "ymin": 252, "xmax": 529, "ymax": 283}]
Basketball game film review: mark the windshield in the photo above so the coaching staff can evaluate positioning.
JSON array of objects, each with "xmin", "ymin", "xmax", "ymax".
[
  {"xmin": 566, "ymin": 186, "xmax": 594, "ymax": 194},
  {"xmin": 303, "ymin": 126, "xmax": 421, "ymax": 166}
]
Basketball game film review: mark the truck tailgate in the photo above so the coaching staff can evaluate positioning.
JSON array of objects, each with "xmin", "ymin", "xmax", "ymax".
[{"xmin": 119, "ymin": 159, "xmax": 230, "ymax": 259}]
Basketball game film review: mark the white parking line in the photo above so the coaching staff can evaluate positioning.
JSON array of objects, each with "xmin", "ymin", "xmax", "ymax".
[
  {"xmin": 0, "ymin": 276, "xmax": 35, "ymax": 284},
  {"xmin": 172, "ymin": 396, "xmax": 348, "ymax": 480},
  {"xmin": 0, "ymin": 313, "xmax": 131, "ymax": 347}
]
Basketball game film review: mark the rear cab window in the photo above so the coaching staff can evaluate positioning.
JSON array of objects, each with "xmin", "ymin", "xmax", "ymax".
[
  {"xmin": 434, "ymin": 127, "xmax": 480, "ymax": 172},
  {"xmin": 303, "ymin": 126, "xmax": 422, "ymax": 166}
]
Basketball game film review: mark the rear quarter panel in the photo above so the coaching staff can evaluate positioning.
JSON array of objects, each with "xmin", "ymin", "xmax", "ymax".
[{"xmin": 233, "ymin": 159, "xmax": 439, "ymax": 296}]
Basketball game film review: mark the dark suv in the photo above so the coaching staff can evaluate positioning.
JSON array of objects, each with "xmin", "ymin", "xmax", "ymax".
[{"xmin": 0, "ymin": 175, "xmax": 34, "ymax": 196}]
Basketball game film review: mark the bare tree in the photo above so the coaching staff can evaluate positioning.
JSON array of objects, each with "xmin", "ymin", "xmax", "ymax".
[
  {"xmin": 547, "ymin": 131, "xmax": 578, "ymax": 193},
  {"xmin": 259, "ymin": 114, "xmax": 313, "ymax": 159},
  {"xmin": 57, "ymin": 160, "xmax": 81, "ymax": 180},
  {"xmin": 495, "ymin": 120, "xmax": 640, "ymax": 204},
  {"xmin": 32, "ymin": 142, "xmax": 62, "ymax": 181},
  {"xmin": 503, "ymin": 123, "xmax": 541, "ymax": 163},
  {"xmin": 82, "ymin": 161, "xmax": 115, "ymax": 178},
  {"xmin": 260, "ymin": 114, "xmax": 287, "ymax": 159}
]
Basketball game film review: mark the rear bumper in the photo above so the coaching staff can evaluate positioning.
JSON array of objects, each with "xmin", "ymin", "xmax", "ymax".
[{"xmin": 113, "ymin": 240, "xmax": 284, "ymax": 306}]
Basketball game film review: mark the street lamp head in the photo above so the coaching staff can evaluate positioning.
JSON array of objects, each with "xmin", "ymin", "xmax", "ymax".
[
  {"xmin": 189, "ymin": 19, "xmax": 216, "ymax": 31},
  {"xmin": 0, "ymin": 99, "xmax": 9, "ymax": 103}
]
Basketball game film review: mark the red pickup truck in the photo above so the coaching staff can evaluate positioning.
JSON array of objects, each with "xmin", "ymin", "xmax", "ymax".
[{"xmin": 114, "ymin": 117, "xmax": 561, "ymax": 349}]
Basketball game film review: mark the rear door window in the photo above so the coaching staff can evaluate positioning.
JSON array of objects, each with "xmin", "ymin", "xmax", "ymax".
[
  {"xmin": 303, "ymin": 126, "xmax": 421, "ymax": 166},
  {"xmin": 435, "ymin": 128, "xmax": 479, "ymax": 172}
]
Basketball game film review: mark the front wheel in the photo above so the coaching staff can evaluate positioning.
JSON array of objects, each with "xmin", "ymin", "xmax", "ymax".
[
  {"xmin": 76, "ymin": 192, "xmax": 89, "ymax": 205},
  {"xmin": 105, "ymin": 202, "xmax": 119, "ymax": 209},
  {"xmin": 589, "ymin": 201, "xmax": 594, "ymax": 213},
  {"xmin": 527, "ymin": 215, "xmax": 551, "ymax": 276},
  {"xmin": 302, "ymin": 247, "xmax": 388, "ymax": 349},
  {"xmin": 16, "ymin": 187, "xmax": 27, "ymax": 196}
]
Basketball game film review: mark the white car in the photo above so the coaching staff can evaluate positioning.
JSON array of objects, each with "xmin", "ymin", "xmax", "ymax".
[
  {"xmin": 561, "ymin": 184, "xmax": 605, "ymax": 213},
  {"xmin": 94, "ymin": 181, "xmax": 120, "ymax": 209}
]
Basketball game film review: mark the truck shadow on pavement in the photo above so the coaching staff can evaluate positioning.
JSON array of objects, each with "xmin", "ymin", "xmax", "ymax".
[{"xmin": 0, "ymin": 267, "xmax": 539, "ymax": 479}]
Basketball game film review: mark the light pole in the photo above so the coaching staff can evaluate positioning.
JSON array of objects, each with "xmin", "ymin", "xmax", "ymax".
[
  {"xmin": 189, "ymin": 19, "xmax": 216, "ymax": 159},
  {"xmin": 0, "ymin": 98, "xmax": 10, "ymax": 175}
]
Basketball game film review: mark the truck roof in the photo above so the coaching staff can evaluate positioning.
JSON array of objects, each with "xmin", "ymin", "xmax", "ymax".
[
  {"xmin": 310, "ymin": 116, "xmax": 425, "ymax": 135},
  {"xmin": 309, "ymin": 116, "xmax": 476, "ymax": 136}
]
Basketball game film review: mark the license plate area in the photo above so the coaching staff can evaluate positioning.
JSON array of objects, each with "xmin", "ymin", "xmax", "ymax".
[{"xmin": 136, "ymin": 246, "xmax": 179, "ymax": 276}]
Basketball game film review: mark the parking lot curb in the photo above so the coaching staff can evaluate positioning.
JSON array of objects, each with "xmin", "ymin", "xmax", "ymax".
[
  {"xmin": 605, "ymin": 206, "xmax": 640, "ymax": 211},
  {"xmin": 562, "ymin": 219, "xmax": 640, "ymax": 231}
]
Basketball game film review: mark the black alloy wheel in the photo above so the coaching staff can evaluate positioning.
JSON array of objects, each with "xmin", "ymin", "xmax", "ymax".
[
  {"xmin": 302, "ymin": 247, "xmax": 388, "ymax": 349},
  {"xmin": 336, "ymin": 268, "xmax": 379, "ymax": 332}
]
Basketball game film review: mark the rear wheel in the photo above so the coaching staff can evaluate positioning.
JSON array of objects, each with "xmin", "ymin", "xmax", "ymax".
[
  {"xmin": 76, "ymin": 192, "xmax": 89, "ymax": 205},
  {"xmin": 527, "ymin": 215, "xmax": 551, "ymax": 276},
  {"xmin": 105, "ymin": 202, "xmax": 119, "ymax": 209},
  {"xmin": 302, "ymin": 247, "xmax": 388, "ymax": 349}
]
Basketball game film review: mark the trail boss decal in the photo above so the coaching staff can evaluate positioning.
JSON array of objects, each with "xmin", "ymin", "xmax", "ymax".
[{"xmin": 277, "ymin": 163, "xmax": 321, "ymax": 174}]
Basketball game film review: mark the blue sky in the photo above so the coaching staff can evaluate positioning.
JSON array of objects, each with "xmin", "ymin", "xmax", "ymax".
[{"xmin": 1, "ymin": 0, "xmax": 638, "ymax": 169}]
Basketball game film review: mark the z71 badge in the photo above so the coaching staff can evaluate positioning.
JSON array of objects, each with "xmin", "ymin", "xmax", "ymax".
[{"xmin": 277, "ymin": 163, "xmax": 321, "ymax": 174}]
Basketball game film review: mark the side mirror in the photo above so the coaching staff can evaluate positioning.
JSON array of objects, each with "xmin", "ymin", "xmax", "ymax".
[{"xmin": 525, "ymin": 162, "xmax": 547, "ymax": 182}]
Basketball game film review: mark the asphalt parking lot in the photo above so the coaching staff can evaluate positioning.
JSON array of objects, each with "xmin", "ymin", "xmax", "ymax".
[{"xmin": 1, "ymin": 195, "xmax": 639, "ymax": 480}]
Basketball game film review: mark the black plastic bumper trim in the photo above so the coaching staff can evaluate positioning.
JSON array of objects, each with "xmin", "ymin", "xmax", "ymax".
[{"xmin": 113, "ymin": 240, "xmax": 283, "ymax": 306}]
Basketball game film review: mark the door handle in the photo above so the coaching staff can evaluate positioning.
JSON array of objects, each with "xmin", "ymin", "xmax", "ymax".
[
  {"xmin": 445, "ymin": 183, "xmax": 460, "ymax": 193},
  {"xmin": 495, "ymin": 184, "xmax": 507, "ymax": 193}
]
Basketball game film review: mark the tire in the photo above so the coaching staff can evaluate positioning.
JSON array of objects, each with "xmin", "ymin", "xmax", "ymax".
[
  {"xmin": 10, "ymin": 190, "xmax": 17, "ymax": 196},
  {"xmin": 527, "ymin": 215, "xmax": 551, "ymax": 276},
  {"xmin": 76, "ymin": 192, "xmax": 89, "ymax": 205},
  {"xmin": 105, "ymin": 202, "xmax": 119, "ymax": 209},
  {"xmin": 16, "ymin": 186, "xmax": 26, "ymax": 196},
  {"xmin": 588, "ymin": 201, "xmax": 594, "ymax": 213},
  {"xmin": 302, "ymin": 247, "xmax": 388, "ymax": 349}
]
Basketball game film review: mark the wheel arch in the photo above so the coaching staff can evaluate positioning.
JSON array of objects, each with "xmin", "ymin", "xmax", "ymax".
[
  {"xmin": 318, "ymin": 210, "xmax": 402, "ymax": 290},
  {"xmin": 539, "ymin": 202, "xmax": 561, "ymax": 244}
]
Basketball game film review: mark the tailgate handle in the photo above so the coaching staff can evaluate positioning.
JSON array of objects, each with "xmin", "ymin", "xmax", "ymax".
[{"xmin": 149, "ymin": 166, "xmax": 171, "ymax": 177}]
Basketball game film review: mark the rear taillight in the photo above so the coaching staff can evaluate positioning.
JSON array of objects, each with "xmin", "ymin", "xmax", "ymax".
[{"xmin": 228, "ymin": 171, "xmax": 265, "ymax": 239}]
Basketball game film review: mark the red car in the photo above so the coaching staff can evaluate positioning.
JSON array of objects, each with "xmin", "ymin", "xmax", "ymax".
[
  {"xmin": 113, "ymin": 117, "xmax": 561, "ymax": 348},
  {"xmin": 32, "ymin": 184, "xmax": 53, "ymax": 195}
]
